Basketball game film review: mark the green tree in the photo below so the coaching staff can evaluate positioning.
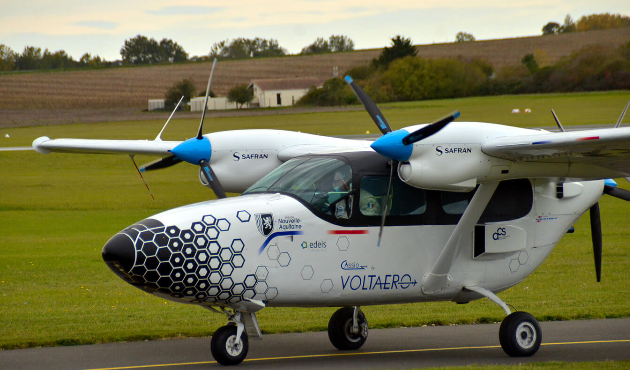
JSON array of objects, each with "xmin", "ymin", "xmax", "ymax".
[
  {"xmin": 455, "ymin": 32, "xmax": 475, "ymax": 43},
  {"xmin": 15, "ymin": 46, "xmax": 43, "ymax": 70},
  {"xmin": 560, "ymin": 14, "xmax": 577, "ymax": 33},
  {"xmin": 227, "ymin": 84, "xmax": 254, "ymax": 109},
  {"xmin": 158, "ymin": 38, "xmax": 188, "ymax": 63},
  {"xmin": 300, "ymin": 37, "xmax": 330, "ymax": 54},
  {"xmin": 297, "ymin": 77, "xmax": 357, "ymax": 106},
  {"xmin": 380, "ymin": 56, "xmax": 487, "ymax": 101},
  {"xmin": 372, "ymin": 35, "xmax": 417, "ymax": 69},
  {"xmin": 576, "ymin": 13, "xmax": 630, "ymax": 31},
  {"xmin": 121, "ymin": 35, "xmax": 159, "ymax": 64},
  {"xmin": 300, "ymin": 35, "xmax": 355, "ymax": 54},
  {"xmin": 164, "ymin": 78, "xmax": 196, "ymax": 109},
  {"xmin": 542, "ymin": 22, "xmax": 560, "ymax": 35},
  {"xmin": 329, "ymin": 35, "xmax": 355, "ymax": 52},
  {"xmin": 41, "ymin": 49, "xmax": 75, "ymax": 69},
  {"xmin": 209, "ymin": 38, "xmax": 286, "ymax": 59},
  {"xmin": 0, "ymin": 44, "xmax": 16, "ymax": 71},
  {"xmin": 521, "ymin": 54, "xmax": 539, "ymax": 74}
]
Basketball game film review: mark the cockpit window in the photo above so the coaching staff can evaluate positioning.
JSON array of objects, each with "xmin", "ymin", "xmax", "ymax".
[{"xmin": 244, "ymin": 157, "xmax": 352, "ymax": 217}]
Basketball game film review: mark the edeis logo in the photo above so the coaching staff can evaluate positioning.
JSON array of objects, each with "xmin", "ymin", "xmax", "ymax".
[{"xmin": 301, "ymin": 241, "xmax": 326, "ymax": 250}]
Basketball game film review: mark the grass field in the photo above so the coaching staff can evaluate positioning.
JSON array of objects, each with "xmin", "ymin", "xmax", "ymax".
[{"xmin": 1, "ymin": 92, "xmax": 630, "ymax": 350}]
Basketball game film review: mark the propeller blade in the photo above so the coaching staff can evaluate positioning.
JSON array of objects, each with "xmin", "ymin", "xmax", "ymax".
[
  {"xmin": 589, "ymin": 202, "xmax": 602, "ymax": 282},
  {"xmin": 402, "ymin": 111, "xmax": 460, "ymax": 145},
  {"xmin": 344, "ymin": 75, "xmax": 392, "ymax": 135},
  {"xmin": 197, "ymin": 58, "xmax": 218, "ymax": 140},
  {"xmin": 139, "ymin": 155, "xmax": 183, "ymax": 172},
  {"xmin": 377, "ymin": 161, "xmax": 395, "ymax": 247},
  {"xmin": 199, "ymin": 160, "xmax": 227, "ymax": 199},
  {"xmin": 604, "ymin": 185, "xmax": 630, "ymax": 201}
]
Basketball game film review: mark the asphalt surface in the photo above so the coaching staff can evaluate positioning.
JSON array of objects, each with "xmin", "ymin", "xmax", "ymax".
[{"xmin": 1, "ymin": 318, "xmax": 629, "ymax": 370}]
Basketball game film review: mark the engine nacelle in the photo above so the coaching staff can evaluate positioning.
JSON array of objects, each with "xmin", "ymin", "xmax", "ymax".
[{"xmin": 397, "ymin": 144, "xmax": 493, "ymax": 192}]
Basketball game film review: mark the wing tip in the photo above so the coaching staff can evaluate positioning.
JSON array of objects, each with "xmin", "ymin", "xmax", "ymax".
[{"xmin": 32, "ymin": 136, "xmax": 51, "ymax": 154}]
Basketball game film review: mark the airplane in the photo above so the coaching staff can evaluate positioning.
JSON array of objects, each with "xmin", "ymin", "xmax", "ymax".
[{"xmin": 31, "ymin": 62, "xmax": 630, "ymax": 365}]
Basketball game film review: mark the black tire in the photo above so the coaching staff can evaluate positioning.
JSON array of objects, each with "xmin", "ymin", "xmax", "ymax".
[
  {"xmin": 210, "ymin": 325, "xmax": 249, "ymax": 366},
  {"xmin": 328, "ymin": 307, "xmax": 368, "ymax": 350},
  {"xmin": 499, "ymin": 311, "xmax": 542, "ymax": 357}
]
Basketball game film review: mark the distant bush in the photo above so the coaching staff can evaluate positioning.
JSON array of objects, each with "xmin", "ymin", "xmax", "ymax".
[
  {"xmin": 297, "ymin": 78, "xmax": 357, "ymax": 106},
  {"xmin": 165, "ymin": 78, "xmax": 196, "ymax": 109}
]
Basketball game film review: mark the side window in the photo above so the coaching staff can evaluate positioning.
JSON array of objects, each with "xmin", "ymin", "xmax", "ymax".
[
  {"xmin": 359, "ymin": 176, "xmax": 427, "ymax": 217},
  {"xmin": 441, "ymin": 192, "xmax": 469, "ymax": 215}
]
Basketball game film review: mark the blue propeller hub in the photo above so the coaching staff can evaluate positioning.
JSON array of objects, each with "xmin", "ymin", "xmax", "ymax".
[
  {"xmin": 171, "ymin": 137, "xmax": 213, "ymax": 165},
  {"xmin": 370, "ymin": 129, "xmax": 413, "ymax": 162}
]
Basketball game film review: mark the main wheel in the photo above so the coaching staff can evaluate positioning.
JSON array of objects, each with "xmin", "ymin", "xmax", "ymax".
[
  {"xmin": 210, "ymin": 325, "xmax": 249, "ymax": 366},
  {"xmin": 328, "ymin": 307, "xmax": 368, "ymax": 350},
  {"xmin": 499, "ymin": 311, "xmax": 542, "ymax": 357}
]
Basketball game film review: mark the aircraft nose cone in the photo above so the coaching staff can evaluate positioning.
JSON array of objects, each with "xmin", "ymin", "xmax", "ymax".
[{"xmin": 102, "ymin": 233, "xmax": 136, "ymax": 273}]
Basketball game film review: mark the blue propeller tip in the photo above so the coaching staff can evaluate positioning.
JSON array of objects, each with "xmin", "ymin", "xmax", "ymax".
[
  {"xmin": 344, "ymin": 75, "xmax": 353, "ymax": 84},
  {"xmin": 604, "ymin": 179, "xmax": 617, "ymax": 187}
]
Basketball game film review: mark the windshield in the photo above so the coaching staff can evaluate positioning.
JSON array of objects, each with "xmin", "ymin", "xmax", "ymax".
[{"xmin": 244, "ymin": 157, "xmax": 352, "ymax": 215}]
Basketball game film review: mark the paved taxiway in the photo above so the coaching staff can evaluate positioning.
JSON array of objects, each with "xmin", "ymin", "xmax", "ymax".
[{"xmin": 1, "ymin": 318, "xmax": 628, "ymax": 370}]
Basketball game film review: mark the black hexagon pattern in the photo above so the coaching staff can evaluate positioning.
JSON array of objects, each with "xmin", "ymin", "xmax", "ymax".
[{"xmin": 120, "ymin": 211, "xmax": 276, "ymax": 305}]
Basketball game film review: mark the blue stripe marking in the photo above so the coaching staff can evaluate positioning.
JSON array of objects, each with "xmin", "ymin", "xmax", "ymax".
[
  {"xmin": 203, "ymin": 167, "xmax": 213, "ymax": 181},
  {"xmin": 377, "ymin": 116, "xmax": 386, "ymax": 129},
  {"xmin": 532, "ymin": 140, "xmax": 553, "ymax": 145},
  {"xmin": 344, "ymin": 75, "xmax": 353, "ymax": 84},
  {"xmin": 258, "ymin": 231, "xmax": 304, "ymax": 254}
]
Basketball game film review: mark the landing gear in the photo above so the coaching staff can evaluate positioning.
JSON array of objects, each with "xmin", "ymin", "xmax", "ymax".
[
  {"xmin": 211, "ymin": 325, "xmax": 249, "ymax": 366},
  {"xmin": 464, "ymin": 286, "xmax": 542, "ymax": 358},
  {"xmin": 499, "ymin": 311, "xmax": 542, "ymax": 357},
  {"xmin": 328, "ymin": 306, "xmax": 369, "ymax": 350},
  {"xmin": 209, "ymin": 307, "xmax": 263, "ymax": 366}
]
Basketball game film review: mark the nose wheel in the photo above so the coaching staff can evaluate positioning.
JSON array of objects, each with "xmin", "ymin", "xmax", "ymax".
[
  {"xmin": 328, "ymin": 306, "xmax": 369, "ymax": 350},
  {"xmin": 210, "ymin": 325, "xmax": 249, "ymax": 366}
]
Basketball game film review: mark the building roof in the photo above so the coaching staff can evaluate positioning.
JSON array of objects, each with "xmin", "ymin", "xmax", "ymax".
[{"xmin": 249, "ymin": 77, "xmax": 325, "ymax": 91}]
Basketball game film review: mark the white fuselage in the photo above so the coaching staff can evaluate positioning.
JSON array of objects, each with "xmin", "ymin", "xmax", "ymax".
[{"xmin": 128, "ymin": 177, "xmax": 602, "ymax": 308}]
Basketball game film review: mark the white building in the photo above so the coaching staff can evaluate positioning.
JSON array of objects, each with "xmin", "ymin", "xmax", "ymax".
[
  {"xmin": 148, "ymin": 99, "xmax": 165, "ymax": 111},
  {"xmin": 189, "ymin": 97, "xmax": 239, "ymax": 112},
  {"xmin": 248, "ymin": 77, "xmax": 324, "ymax": 108}
]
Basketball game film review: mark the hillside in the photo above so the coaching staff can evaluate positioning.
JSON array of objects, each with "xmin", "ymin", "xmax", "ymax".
[{"xmin": 1, "ymin": 27, "xmax": 629, "ymax": 127}]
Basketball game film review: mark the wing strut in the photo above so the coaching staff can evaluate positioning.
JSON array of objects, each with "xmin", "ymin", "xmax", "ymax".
[{"xmin": 422, "ymin": 181, "xmax": 499, "ymax": 294}]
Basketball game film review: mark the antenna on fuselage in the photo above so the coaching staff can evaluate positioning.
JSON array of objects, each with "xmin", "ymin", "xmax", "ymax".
[
  {"xmin": 550, "ymin": 109, "xmax": 565, "ymax": 132},
  {"xmin": 614, "ymin": 102, "xmax": 629, "ymax": 128}
]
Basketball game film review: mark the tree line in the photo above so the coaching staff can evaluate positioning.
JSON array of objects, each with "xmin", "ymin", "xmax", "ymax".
[
  {"xmin": 542, "ymin": 13, "xmax": 630, "ymax": 35},
  {"xmin": 298, "ymin": 35, "xmax": 630, "ymax": 106},
  {"xmin": 0, "ymin": 34, "xmax": 355, "ymax": 72}
]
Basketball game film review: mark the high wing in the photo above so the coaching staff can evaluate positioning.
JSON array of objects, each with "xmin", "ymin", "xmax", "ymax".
[
  {"xmin": 481, "ymin": 127, "xmax": 630, "ymax": 177},
  {"xmin": 33, "ymin": 130, "xmax": 372, "ymax": 194},
  {"xmin": 33, "ymin": 137, "xmax": 180, "ymax": 155}
]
